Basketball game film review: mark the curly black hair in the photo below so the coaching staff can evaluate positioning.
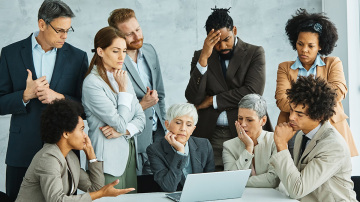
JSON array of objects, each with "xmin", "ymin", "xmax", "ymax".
[
  {"xmin": 285, "ymin": 8, "xmax": 338, "ymax": 56},
  {"xmin": 286, "ymin": 76, "xmax": 337, "ymax": 123},
  {"xmin": 205, "ymin": 6, "xmax": 233, "ymax": 34},
  {"xmin": 41, "ymin": 99, "xmax": 84, "ymax": 144}
]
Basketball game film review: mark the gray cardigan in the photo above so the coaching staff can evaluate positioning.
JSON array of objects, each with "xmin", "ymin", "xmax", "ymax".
[
  {"xmin": 16, "ymin": 143, "xmax": 104, "ymax": 202},
  {"xmin": 82, "ymin": 67, "xmax": 145, "ymax": 176}
]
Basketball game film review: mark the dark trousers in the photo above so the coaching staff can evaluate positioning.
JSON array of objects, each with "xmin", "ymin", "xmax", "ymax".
[{"xmin": 6, "ymin": 165, "xmax": 28, "ymax": 202}]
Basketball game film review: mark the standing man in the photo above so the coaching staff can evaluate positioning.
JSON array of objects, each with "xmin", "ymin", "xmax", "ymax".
[
  {"xmin": 108, "ymin": 8, "xmax": 166, "ymax": 182},
  {"xmin": 0, "ymin": 0, "xmax": 88, "ymax": 200},
  {"xmin": 185, "ymin": 7, "xmax": 272, "ymax": 171},
  {"xmin": 271, "ymin": 76, "xmax": 357, "ymax": 201}
]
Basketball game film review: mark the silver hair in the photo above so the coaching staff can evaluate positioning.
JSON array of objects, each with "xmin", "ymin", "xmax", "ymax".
[
  {"xmin": 166, "ymin": 103, "xmax": 198, "ymax": 125},
  {"xmin": 38, "ymin": 0, "xmax": 75, "ymax": 24},
  {"xmin": 238, "ymin": 94, "xmax": 267, "ymax": 118}
]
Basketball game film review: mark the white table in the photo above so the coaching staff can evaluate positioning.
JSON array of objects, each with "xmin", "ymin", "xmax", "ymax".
[{"xmin": 96, "ymin": 188, "xmax": 299, "ymax": 201}]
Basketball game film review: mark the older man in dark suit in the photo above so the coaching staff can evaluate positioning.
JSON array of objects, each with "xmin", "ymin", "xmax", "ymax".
[
  {"xmin": 185, "ymin": 7, "xmax": 272, "ymax": 171},
  {"xmin": 0, "ymin": 0, "xmax": 88, "ymax": 200}
]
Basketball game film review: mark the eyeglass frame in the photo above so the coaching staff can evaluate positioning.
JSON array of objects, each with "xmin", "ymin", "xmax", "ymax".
[{"xmin": 48, "ymin": 22, "xmax": 74, "ymax": 34}]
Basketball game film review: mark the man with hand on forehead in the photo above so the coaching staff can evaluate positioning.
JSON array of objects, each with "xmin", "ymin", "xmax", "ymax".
[
  {"xmin": 185, "ymin": 7, "xmax": 272, "ymax": 171},
  {"xmin": 0, "ymin": 0, "xmax": 88, "ymax": 200}
]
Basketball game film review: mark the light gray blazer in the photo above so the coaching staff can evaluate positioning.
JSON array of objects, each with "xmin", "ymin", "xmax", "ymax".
[
  {"xmin": 270, "ymin": 121, "xmax": 357, "ymax": 201},
  {"xmin": 82, "ymin": 67, "xmax": 145, "ymax": 176},
  {"xmin": 16, "ymin": 143, "xmax": 104, "ymax": 202},
  {"xmin": 223, "ymin": 130, "xmax": 279, "ymax": 188},
  {"xmin": 123, "ymin": 43, "xmax": 166, "ymax": 154}
]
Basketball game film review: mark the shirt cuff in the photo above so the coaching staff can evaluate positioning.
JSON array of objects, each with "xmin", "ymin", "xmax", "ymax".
[
  {"xmin": 23, "ymin": 99, "xmax": 30, "ymax": 106},
  {"xmin": 196, "ymin": 62, "xmax": 208, "ymax": 75},
  {"xmin": 176, "ymin": 150, "xmax": 188, "ymax": 156},
  {"xmin": 117, "ymin": 92, "xmax": 133, "ymax": 110},
  {"xmin": 125, "ymin": 123, "xmax": 139, "ymax": 138},
  {"xmin": 213, "ymin": 95, "xmax": 218, "ymax": 109}
]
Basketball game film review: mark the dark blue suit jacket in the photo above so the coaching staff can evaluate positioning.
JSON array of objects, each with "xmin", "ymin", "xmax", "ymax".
[
  {"xmin": 146, "ymin": 136, "xmax": 215, "ymax": 192},
  {"xmin": 0, "ymin": 34, "xmax": 88, "ymax": 167}
]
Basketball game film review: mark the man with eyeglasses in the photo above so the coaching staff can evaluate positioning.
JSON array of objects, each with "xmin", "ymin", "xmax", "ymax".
[
  {"xmin": 108, "ymin": 8, "xmax": 166, "ymax": 192},
  {"xmin": 0, "ymin": 0, "xmax": 88, "ymax": 200}
]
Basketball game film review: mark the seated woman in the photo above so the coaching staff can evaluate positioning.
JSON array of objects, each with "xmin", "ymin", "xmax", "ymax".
[
  {"xmin": 222, "ymin": 94, "xmax": 279, "ymax": 188},
  {"xmin": 82, "ymin": 27, "xmax": 145, "ymax": 192},
  {"xmin": 16, "ymin": 99, "xmax": 134, "ymax": 202},
  {"xmin": 146, "ymin": 103, "xmax": 215, "ymax": 192},
  {"xmin": 275, "ymin": 9, "xmax": 358, "ymax": 156}
]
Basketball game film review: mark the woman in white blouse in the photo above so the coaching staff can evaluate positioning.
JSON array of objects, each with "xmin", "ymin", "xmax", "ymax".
[
  {"xmin": 82, "ymin": 27, "xmax": 145, "ymax": 192},
  {"xmin": 222, "ymin": 94, "xmax": 279, "ymax": 188}
]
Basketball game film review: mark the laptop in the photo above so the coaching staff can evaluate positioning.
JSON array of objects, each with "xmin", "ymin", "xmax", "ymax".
[{"xmin": 166, "ymin": 169, "xmax": 251, "ymax": 202}]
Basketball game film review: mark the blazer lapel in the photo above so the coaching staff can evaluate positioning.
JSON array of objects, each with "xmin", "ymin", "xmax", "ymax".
[
  {"xmin": 188, "ymin": 138, "xmax": 202, "ymax": 173},
  {"xmin": 65, "ymin": 152, "xmax": 80, "ymax": 195},
  {"xmin": 50, "ymin": 44, "xmax": 67, "ymax": 90},
  {"xmin": 315, "ymin": 57, "xmax": 326, "ymax": 79},
  {"xmin": 124, "ymin": 55, "xmax": 147, "ymax": 94},
  {"xmin": 163, "ymin": 139, "xmax": 176, "ymax": 168},
  {"xmin": 226, "ymin": 38, "xmax": 246, "ymax": 85},
  {"xmin": 208, "ymin": 50, "xmax": 228, "ymax": 90},
  {"xmin": 293, "ymin": 131, "xmax": 303, "ymax": 167},
  {"xmin": 21, "ymin": 34, "xmax": 37, "ymax": 80},
  {"xmin": 142, "ymin": 49, "xmax": 157, "ymax": 90}
]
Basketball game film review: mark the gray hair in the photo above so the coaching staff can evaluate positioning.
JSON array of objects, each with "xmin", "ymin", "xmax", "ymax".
[
  {"xmin": 38, "ymin": 0, "xmax": 75, "ymax": 24},
  {"xmin": 166, "ymin": 103, "xmax": 198, "ymax": 125},
  {"xmin": 238, "ymin": 94, "xmax": 267, "ymax": 118}
]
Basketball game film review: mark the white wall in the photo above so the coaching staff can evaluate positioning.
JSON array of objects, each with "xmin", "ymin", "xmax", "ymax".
[{"xmin": 0, "ymin": 0, "xmax": 328, "ymax": 192}]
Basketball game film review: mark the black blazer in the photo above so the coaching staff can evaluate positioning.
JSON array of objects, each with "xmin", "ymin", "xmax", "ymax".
[
  {"xmin": 185, "ymin": 37, "xmax": 272, "ymax": 139},
  {"xmin": 146, "ymin": 136, "xmax": 215, "ymax": 192},
  {"xmin": 0, "ymin": 34, "xmax": 88, "ymax": 167}
]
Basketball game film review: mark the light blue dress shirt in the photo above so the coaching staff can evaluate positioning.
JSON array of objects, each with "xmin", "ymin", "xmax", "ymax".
[
  {"xmin": 290, "ymin": 54, "xmax": 325, "ymax": 78},
  {"xmin": 171, "ymin": 142, "xmax": 193, "ymax": 178},
  {"xmin": 196, "ymin": 38, "xmax": 238, "ymax": 126},
  {"xmin": 129, "ymin": 49, "xmax": 159, "ymax": 131}
]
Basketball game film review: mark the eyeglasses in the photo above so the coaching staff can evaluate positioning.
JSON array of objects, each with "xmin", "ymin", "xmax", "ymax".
[{"xmin": 48, "ymin": 23, "xmax": 74, "ymax": 34}]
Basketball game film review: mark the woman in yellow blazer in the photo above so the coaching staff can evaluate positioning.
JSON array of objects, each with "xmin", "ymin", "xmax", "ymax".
[
  {"xmin": 275, "ymin": 9, "xmax": 358, "ymax": 156},
  {"xmin": 223, "ymin": 94, "xmax": 279, "ymax": 188}
]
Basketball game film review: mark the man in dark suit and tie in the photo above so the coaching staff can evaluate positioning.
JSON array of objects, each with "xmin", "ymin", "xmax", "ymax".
[
  {"xmin": 185, "ymin": 7, "xmax": 272, "ymax": 171},
  {"xmin": 0, "ymin": 0, "xmax": 88, "ymax": 200},
  {"xmin": 108, "ymin": 9, "xmax": 167, "ymax": 181}
]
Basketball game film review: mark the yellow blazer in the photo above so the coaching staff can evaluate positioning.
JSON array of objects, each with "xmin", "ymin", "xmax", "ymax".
[
  {"xmin": 275, "ymin": 56, "xmax": 358, "ymax": 156},
  {"xmin": 222, "ymin": 130, "xmax": 279, "ymax": 188},
  {"xmin": 270, "ymin": 121, "xmax": 357, "ymax": 201}
]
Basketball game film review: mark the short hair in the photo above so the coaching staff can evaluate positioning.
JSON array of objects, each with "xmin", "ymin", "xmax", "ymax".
[
  {"xmin": 238, "ymin": 94, "xmax": 267, "ymax": 119},
  {"xmin": 41, "ymin": 99, "xmax": 83, "ymax": 144},
  {"xmin": 286, "ymin": 76, "xmax": 336, "ymax": 123},
  {"xmin": 166, "ymin": 103, "xmax": 198, "ymax": 125},
  {"xmin": 38, "ymin": 0, "xmax": 75, "ymax": 24},
  {"xmin": 108, "ymin": 8, "xmax": 136, "ymax": 29},
  {"xmin": 285, "ymin": 8, "xmax": 338, "ymax": 56},
  {"xmin": 205, "ymin": 7, "xmax": 233, "ymax": 34}
]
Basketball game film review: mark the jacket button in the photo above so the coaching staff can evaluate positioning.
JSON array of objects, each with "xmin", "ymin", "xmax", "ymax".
[
  {"xmin": 245, "ymin": 159, "xmax": 248, "ymax": 162},
  {"xmin": 149, "ymin": 117, "xmax": 153, "ymax": 120}
]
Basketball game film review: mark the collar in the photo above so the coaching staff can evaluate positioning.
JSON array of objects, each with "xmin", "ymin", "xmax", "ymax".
[
  {"xmin": 303, "ymin": 123, "xmax": 322, "ymax": 140},
  {"xmin": 256, "ymin": 130, "xmax": 266, "ymax": 144},
  {"xmin": 290, "ymin": 54, "xmax": 325, "ymax": 70},
  {"xmin": 31, "ymin": 31, "xmax": 57, "ymax": 52}
]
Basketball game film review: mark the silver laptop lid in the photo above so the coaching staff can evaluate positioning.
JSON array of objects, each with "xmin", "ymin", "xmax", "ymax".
[{"xmin": 179, "ymin": 169, "xmax": 251, "ymax": 202}]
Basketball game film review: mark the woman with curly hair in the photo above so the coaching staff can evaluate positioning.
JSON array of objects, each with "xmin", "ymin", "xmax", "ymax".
[
  {"xmin": 16, "ymin": 99, "xmax": 134, "ymax": 201},
  {"xmin": 275, "ymin": 8, "xmax": 358, "ymax": 156}
]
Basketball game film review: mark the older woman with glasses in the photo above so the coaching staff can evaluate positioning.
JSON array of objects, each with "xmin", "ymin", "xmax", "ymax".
[
  {"xmin": 223, "ymin": 94, "xmax": 279, "ymax": 188},
  {"xmin": 146, "ymin": 103, "xmax": 215, "ymax": 192}
]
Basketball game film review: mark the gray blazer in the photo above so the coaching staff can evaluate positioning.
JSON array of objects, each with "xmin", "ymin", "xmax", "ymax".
[
  {"xmin": 82, "ymin": 67, "xmax": 146, "ymax": 176},
  {"xmin": 223, "ymin": 130, "xmax": 279, "ymax": 188},
  {"xmin": 270, "ymin": 121, "xmax": 357, "ymax": 201},
  {"xmin": 16, "ymin": 144, "xmax": 104, "ymax": 202},
  {"xmin": 146, "ymin": 137, "xmax": 215, "ymax": 192},
  {"xmin": 123, "ymin": 43, "xmax": 166, "ymax": 154}
]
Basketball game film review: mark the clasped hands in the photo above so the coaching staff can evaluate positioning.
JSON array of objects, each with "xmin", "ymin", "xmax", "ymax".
[
  {"xmin": 274, "ymin": 122, "xmax": 297, "ymax": 152},
  {"xmin": 23, "ymin": 69, "xmax": 64, "ymax": 104}
]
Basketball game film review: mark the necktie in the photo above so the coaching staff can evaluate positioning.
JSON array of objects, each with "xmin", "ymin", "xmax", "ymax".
[
  {"xmin": 220, "ymin": 58, "xmax": 227, "ymax": 79},
  {"xmin": 300, "ymin": 135, "xmax": 310, "ymax": 156}
]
